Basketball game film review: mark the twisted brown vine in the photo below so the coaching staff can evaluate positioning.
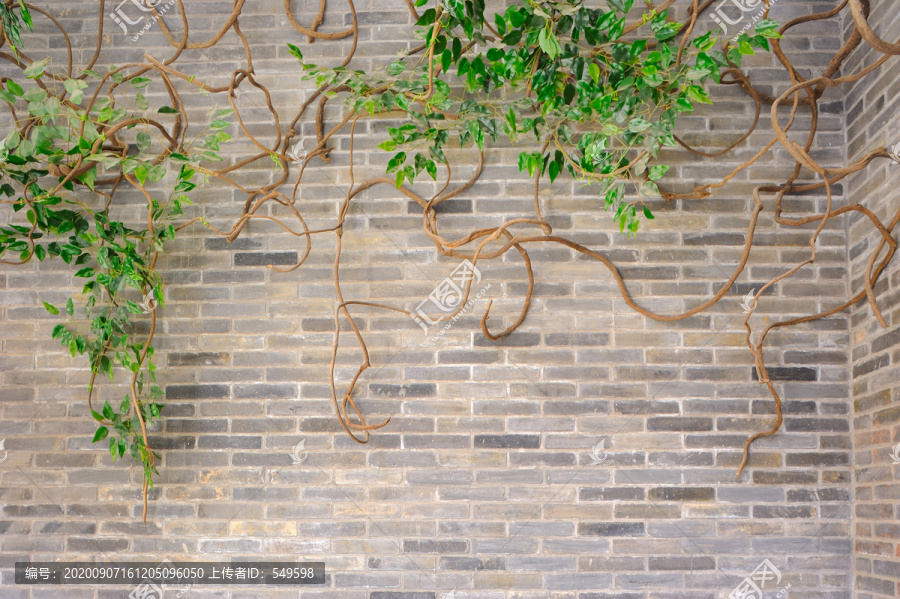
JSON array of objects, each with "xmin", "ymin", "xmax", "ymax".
[{"xmin": 1, "ymin": 0, "xmax": 898, "ymax": 520}]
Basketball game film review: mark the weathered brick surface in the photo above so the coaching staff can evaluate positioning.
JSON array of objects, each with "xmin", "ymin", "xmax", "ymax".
[
  {"xmin": 0, "ymin": 0, "xmax": 876, "ymax": 597},
  {"xmin": 845, "ymin": 1, "xmax": 900, "ymax": 597}
]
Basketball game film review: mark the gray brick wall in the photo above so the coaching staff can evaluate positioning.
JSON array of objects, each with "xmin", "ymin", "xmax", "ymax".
[
  {"xmin": 845, "ymin": 1, "xmax": 900, "ymax": 597},
  {"xmin": 0, "ymin": 1, "xmax": 874, "ymax": 597}
]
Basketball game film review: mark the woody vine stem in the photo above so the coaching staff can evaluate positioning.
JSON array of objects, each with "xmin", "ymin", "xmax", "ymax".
[{"xmin": 0, "ymin": 0, "xmax": 897, "ymax": 520}]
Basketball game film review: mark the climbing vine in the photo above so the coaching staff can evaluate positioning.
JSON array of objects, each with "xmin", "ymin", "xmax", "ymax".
[
  {"xmin": 0, "ymin": 0, "xmax": 897, "ymax": 520},
  {"xmin": 295, "ymin": 0, "xmax": 779, "ymax": 234}
]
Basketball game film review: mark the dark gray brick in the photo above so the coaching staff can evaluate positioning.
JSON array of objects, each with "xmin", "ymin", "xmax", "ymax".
[
  {"xmin": 578, "ymin": 522, "xmax": 645, "ymax": 536},
  {"xmin": 234, "ymin": 252, "xmax": 298, "ymax": 266},
  {"xmin": 474, "ymin": 434, "xmax": 540, "ymax": 449},
  {"xmin": 165, "ymin": 384, "xmax": 229, "ymax": 399},
  {"xmin": 751, "ymin": 367, "xmax": 817, "ymax": 382},
  {"xmin": 370, "ymin": 384, "xmax": 436, "ymax": 398}
]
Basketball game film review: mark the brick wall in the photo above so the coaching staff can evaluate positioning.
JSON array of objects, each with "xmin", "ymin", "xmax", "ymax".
[
  {"xmin": 0, "ymin": 1, "xmax": 865, "ymax": 597},
  {"xmin": 845, "ymin": 1, "xmax": 900, "ymax": 597}
]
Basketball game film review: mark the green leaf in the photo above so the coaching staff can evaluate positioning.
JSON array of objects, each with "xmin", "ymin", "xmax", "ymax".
[
  {"xmin": 92, "ymin": 426, "xmax": 109, "ymax": 443},
  {"xmin": 548, "ymin": 159, "xmax": 560, "ymax": 183},
  {"xmin": 74, "ymin": 267, "xmax": 94, "ymax": 278},
  {"xmin": 17, "ymin": 0, "xmax": 33, "ymax": 30},
  {"xmin": 686, "ymin": 85, "xmax": 711, "ymax": 104},
  {"xmin": 386, "ymin": 151, "xmax": 406, "ymax": 173},
  {"xmin": 501, "ymin": 30, "xmax": 522, "ymax": 45},
  {"xmin": 648, "ymin": 165, "xmax": 669, "ymax": 181},
  {"xmin": 378, "ymin": 140, "xmax": 397, "ymax": 152},
  {"xmin": 643, "ymin": 205, "xmax": 655, "ymax": 219},
  {"xmin": 563, "ymin": 83, "xmax": 576, "ymax": 105},
  {"xmin": 386, "ymin": 61, "xmax": 407, "ymax": 76},
  {"xmin": 102, "ymin": 400, "xmax": 114, "ymax": 421},
  {"xmin": 23, "ymin": 58, "xmax": 47, "ymax": 79},
  {"xmin": 640, "ymin": 180, "xmax": 661, "ymax": 197},
  {"xmin": 415, "ymin": 8, "xmax": 437, "ymax": 26},
  {"xmin": 607, "ymin": 0, "xmax": 634, "ymax": 13},
  {"xmin": 6, "ymin": 80, "xmax": 23, "ymax": 96},
  {"xmin": 158, "ymin": 106, "xmax": 179, "ymax": 114},
  {"xmin": 628, "ymin": 118, "xmax": 652, "ymax": 133},
  {"xmin": 755, "ymin": 19, "xmax": 782, "ymax": 38},
  {"xmin": 134, "ymin": 164, "xmax": 148, "ymax": 186},
  {"xmin": 287, "ymin": 43, "xmax": 304, "ymax": 61},
  {"xmin": 441, "ymin": 49, "xmax": 452, "ymax": 74},
  {"xmin": 66, "ymin": 297, "xmax": 74, "ymax": 316},
  {"xmin": 42, "ymin": 301, "xmax": 59, "ymax": 315},
  {"xmin": 130, "ymin": 76, "xmax": 152, "ymax": 89},
  {"xmin": 675, "ymin": 98, "xmax": 693, "ymax": 112},
  {"xmin": 78, "ymin": 166, "xmax": 97, "ymax": 191},
  {"xmin": 136, "ymin": 131, "xmax": 151, "ymax": 153},
  {"xmin": 538, "ymin": 28, "xmax": 559, "ymax": 59}
]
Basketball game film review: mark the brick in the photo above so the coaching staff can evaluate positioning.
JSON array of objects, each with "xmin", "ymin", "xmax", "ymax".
[
  {"xmin": 370, "ymin": 384, "xmax": 436, "ymax": 398},
  {"xmin": 580, "ymin": 487, "xmax": 646, "ymax": 501},
  {"xmin": 402, "ymin": 540, "xmax": 468, "ymax": 553},
  {"xmin": 474, "ymin": 434, "xmax": 541, "ymax": 449},
  {"xmin": 165, "ymin": 384, "xmax": 229, "ymax": 399},
  {"xmin": 752, "ymin": 506, "xmax": 816, "ymax": 518},
  {"xmin": 440, "ymin": 557, "xmax": 506, "ymax": 570},
  {"xmin": 853, "ymin": 354, "xmax": 890, "ymax": 377},
  {"xmin": 648, "ymin": 487, "xmax": 715, "ymax": 502},
  {"xmin": 646, "ymin": 417, "xmax": 713, "ymax": 432},
  {"xmin": 167, "ymin": 352, "xmax": 230, "ymax": 366},
  {"xmin": 751, "ymin": 367, "xmax": 817, "ymax": 382},
  {"xmin": 234, "ymin": 252, "xmax": 298, "ymax": 266},
  {"xmin": 578, "ymin": 522, "xmax": 645, "ymax": 537}
]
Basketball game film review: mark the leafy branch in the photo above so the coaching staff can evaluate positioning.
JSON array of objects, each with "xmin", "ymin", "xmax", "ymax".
[{"xmin": 292, "ymin": 0, "xmax": 779, "ymax": 235}]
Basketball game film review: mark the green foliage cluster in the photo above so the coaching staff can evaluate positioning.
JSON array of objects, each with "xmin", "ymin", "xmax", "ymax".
[
  {"xmin": 292, "ymin": 0, "xmax": 779, "ymax": 235},
  {"xmin": 0, "ymin": 10, "xmax": 231, "ymax": 489},
  {"xmin": 0, "ymin": 0, "xmax": 779, "ymax": 501}
]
